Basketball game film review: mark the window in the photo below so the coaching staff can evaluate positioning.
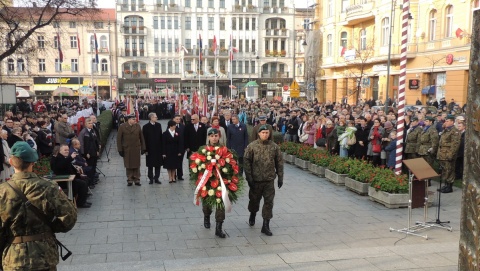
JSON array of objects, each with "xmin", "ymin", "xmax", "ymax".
[
  {"xmin": 71, "ymin": 59, "xmax": 78, "ymax": 72},
  {"xmin": 445, "ymin": 5, "xmax": 453, "ymax": 38},
  {"xmin": 17, "ymin": 59, "xmax": 24, "ymax": 72},
  {"xmin": 185, "ymin": 38, "xmax": 191, "ymax": 49},
  {"xmin": 220, "ymin": 0, "xmax": 225, "ymax": 8},
  {"xmin": 220, "ymin": 17, "xmax": 225, "ymax": 30},
  {"xmin": 100, "ymin": 36, "xmax": 108, "ymax": 50},
  {"xmin": 38, "ymin": 36, "xmax": 45, "ymax": 48},
  {"xmin": 69, "ymin": 21, "xmax": 76, "ymax": 28},
  {"xmin": 185, "ymin": 17, "xmax": 191, "ymax": 30},
  {"xmin": 174, "ymin": 16, "xmax": 179, "ymax": 29},
  {"xmin": 341, "ymin": 0, "xmax": 349, "ymax": 12},
  {"xmin": 246, "ymin": 18, "xmax": 249, "ymax": 30},
  {"xmin": 251, "ymin": 61, "xmax": 255, "ymax": 74},
  {"xmin": 161, "ymin": 38, "xmax": 166, "ymax": 52},
  {"xmin": 252, "ymin": 39, "xmax": 256, "ymax": 51},
  {"xmin": 54, "ymin": 36, "xmax": 59, "ymax": 49},
  {"xmin": 7, "ymin": 59, "xmax": 14, "ymax": 72},
  {"xmin": 101, "ymin": 59, "xmax": 108, "ymax": 72},
  {"xmin": 327, "ymin": 34, "xmax": 332, "ymax": 56},
  {"xmin": 38, "ymin": 59, "xmax": 46, "ymax": 72},
  {"xmin": 197, "ymin": 17, "xmax": 202, "ymax": 30},
  {"xmin": 94, "ymin": 22, "xmax": 104, "ymax": 29},
  {"xmin": 359, "ymin": 29, "xmax": 366, "ymax": 50},
  {"xmin": 239, "ymin": 18, "xmax": 243, "ymax": 30},
  {"xmin": 232, "ymin": 18, "xmax": 236, "ymax": 30},
  {"xmin": 168, "ymin": 38, "xmax": 172, "ymax": 52},
  {"xmin": 168, "ymin": 60, "xmax": 173, "ymax": 73},
  {"xmin": 161, "ymin": 16, "xmax": 165, "ymax": 29},
  {"xmin": 185, "ymin": 0, "xmax": 190, "ymax": 7},
  {"xmin": 154, "ymin": 59, "xmax": 160, "ymax": 73},
  {"xmin": 208, "ymin": 0, "xmax": 214, "ymax": 8},
  {"xmin": 340, "ymin": 31, "xmax": 347, "ymax": 48},
  {"xmin": 53, "ymin": 21, "xmax": 60, "ymax": 28},
  {"xmin": 429, "ymin": 10, "xmax": 436, "ymax": 41},
  {"xmin": 252, "ymin": 18, "xmax": 256, "ymax": 30},
  {"xmin": 175, "ymin": 60, "xmax": 179, "ymax": 73},
  {"xmin": 167, "ymin": 16, "xmax": 172, "ymax": 29},
  {"xmin": 70, "ymin": 36, "xmax": 77, "ymax": 48},
  {"xmin": 208, "ymin": 17, "xmax": 214, "ymax": 30},
  {"xmin": 154, "ymin": 37, "xmax": 159, "ymax": 52},
  {"xmin": 327, "ymin": 0, "xmax": 333, "ymax": 17},
  {"xmin": 197, "ymin": 0, "xmax": 202, "ymax": 7},
  {"xmin": 185, "ymin": 60, "xmax": 192, "ymax": 71},
  {"xmin": 153, "ymin": 16, "xmax": 158, "ymax": 29},
  {"xmin": 161, "ymin": 60, "xmax": 166, "ymax": 73},
  {"xmin": 245, "ymin": 40, "xmax": 250, "ymax": 52},
  {"xmin": 381, "ymin": 17, "xmax": 390, "ymax": 46},
  {"xmin": 55, "ymin": 59, "xmax": 62, "ymax": 72},
  {"xmin": 91, "ymin": 58, "xmax": 98, "ymax": 72}
]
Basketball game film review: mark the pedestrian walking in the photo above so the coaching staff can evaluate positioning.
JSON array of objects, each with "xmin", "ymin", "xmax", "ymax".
[
  {"xmin": 117, "ymin": 114, "xmax": 146, "ymax": 186},
  {"xmin": 244, "ymin": 125, "xmax": 284, "ymax": 236},
  {"xmin": 142, "ymin": 113, "xmax": 163, "ymax": 184}
]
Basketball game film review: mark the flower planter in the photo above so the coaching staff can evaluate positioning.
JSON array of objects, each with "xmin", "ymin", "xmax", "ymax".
[
  {"xmin": 308, "ymin": 162, "xmax": 317, "ymax": 175},
  {"xmin": 294, "ymin": 158, "xmax": 309, "ymax": 170},
  {"xmin": 284, "ymin": 154, "xmax": 295, "ymax": 164},
  {"xmin": 345, "ymin": 177, "xmax": 369, "ymax": 196},
  {"xmin": 282, "ymin": 152, "xmax": 287, "ymax": 161},
  {"xmin": 312, "ymin": 165, "xmax": 325, "ymax": 177},
  {"xmin": 368, "ymin": 187, "xmax": 409, "ymax": 209},
  {"xmin": 325, "ymin": 169, "xmax": 347, "ymax": 186}
]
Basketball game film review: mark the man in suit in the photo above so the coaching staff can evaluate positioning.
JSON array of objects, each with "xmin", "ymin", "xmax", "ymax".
[
  {"xmin": 142, "ymin": 113, "xmax": 163, "ymax": 184},
  {"xmin": 220, "ymin": 111, "xmax": 232, "ymax": 133},
  {"xmin": 227, "ymin": 114, "xmax": 249, "ymax": 175},
  {"xmin": 173, "ymin": 114, "xmax": 186, "ymax": 180},
  {"xmin": 184, "ymin": 114, "xmax": 207, "ymax": 160}
]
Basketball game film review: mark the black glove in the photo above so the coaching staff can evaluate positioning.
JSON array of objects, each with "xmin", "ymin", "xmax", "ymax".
[
  {"xmin": 141, "ymin": 150, "xmax": 146, "ymax": 155},
  {"xmin": 278, "ymin": 179, "xmax": 283, "ymax": 189},
  {"xmin": 119, "ymin": 151, "xmax": 124, "ymax": 157}
]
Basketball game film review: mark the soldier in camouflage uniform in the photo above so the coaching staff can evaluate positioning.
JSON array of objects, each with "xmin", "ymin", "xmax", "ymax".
[
  {"xmin": 202, "ymin": 128, "xmax": 226, "ymax": 238},
  {"xmin": 244, "ymin": 125, "xmax": 284, "ymax": 236},
  {"xmin": 417, "ymin": 116, "xmax": 439, "ymax": 167},
  {"xmin": 0, "ymin": 142, "xmax": 77, "ymax": 271},
  {"xmin": 436, "ymin": 115, "xmax": 462, "ymax": 193},
  {"xmin": 404, "ymin": 117, "xmax": 423, "ymax": 159}
]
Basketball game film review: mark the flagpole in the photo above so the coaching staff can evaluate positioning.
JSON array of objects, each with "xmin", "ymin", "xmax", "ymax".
[
  {"xmin": 229, "ymin": 34, "xmax": 233, "ymax": 100},
  {"xmin": 198, "ymin": 35, "xmax": 201, "ymax": 117},
  {"xmin": 76, "ymin": 27, "xmax": 80, "ymax": 102}
]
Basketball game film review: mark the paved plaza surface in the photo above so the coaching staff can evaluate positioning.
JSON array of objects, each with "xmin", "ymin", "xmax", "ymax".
[{"xmin": 58, "ymin": 120, "xmax": 460, "ymax": 271}]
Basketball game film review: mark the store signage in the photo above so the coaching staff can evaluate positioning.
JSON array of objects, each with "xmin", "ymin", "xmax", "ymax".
[
  {"xmin": 34, "ymin": 77, "xmax": 83, "ymax": 84},
  {"xmin": 153, "ymin": 79, "xmax": 168, "ymax": 83},
  {"xmin": 446, "ymin": 54, "xmax": 454, "ymax": 65},
  {"xmin": 409, "ymin": 79, "xmax": 420, "ymax": 89}
]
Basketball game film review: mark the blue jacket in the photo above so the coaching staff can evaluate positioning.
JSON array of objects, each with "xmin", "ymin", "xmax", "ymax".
[
  {"xmin": 226, "ymin": 122, "xmax": 249, "ymax": 157},
  {"xmin": 384, "ymin": 139, "xmax": 397, "ymax": 168}
]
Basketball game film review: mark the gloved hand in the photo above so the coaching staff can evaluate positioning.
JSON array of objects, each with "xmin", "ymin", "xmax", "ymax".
[
  {"xmin": 427, "ymin": 148, "xmax": 433, "ymax": 153},
  {"xmin": 278, "ymin": 179, "xmax": 283, "ymax": 189},
  {"xmin": 141, "ymin": 150, "xmax": 146, "ymax": 155},
  {"xmin": 119, "ymin": 151, "xmax": 124, "ymax": 157}
]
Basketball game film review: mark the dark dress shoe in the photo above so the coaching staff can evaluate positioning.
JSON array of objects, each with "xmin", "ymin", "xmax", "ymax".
[
  {"xmin": 77, "ymin": 204, "xmax": 91, "ymax": 208},
  {"xmin": 149, "ymin": 180, "xmax": 153, "ymax": 184},
  {"xmin": 178, "ymin": 177, "xmax": 184, "ymax": 181},
  {"xmin": 127, "ymin": 183, "xmax": 133, "ymax": 186},
  {"xmin": 154, "ymin": 179, "xmax": 162, "ymax": 184},
  {"xmin": 135, "ymin": 183, "xmax": 141, "ymax": 186}
]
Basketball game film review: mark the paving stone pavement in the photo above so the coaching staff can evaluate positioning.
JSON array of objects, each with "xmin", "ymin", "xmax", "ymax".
[{"xmin": 58, "ymin": 119, "xmax": 460, "ymax": 271}]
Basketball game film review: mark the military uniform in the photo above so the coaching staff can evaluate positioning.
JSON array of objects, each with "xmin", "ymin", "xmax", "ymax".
[
  {"xmin": 117, "ymin": 120, "xmax": 146, "ymax": 185},
  {"xmin": 436, "ymin": 125, "xmax": 461, "ymax": 185},
  {"xmin": 417, "ymin": 124, "xmax": 439, "ymax": 167},
  {"xmin": 404, "ymin": 125, "xmax": 422, "ymax": 159},
  {"xmin": 244, "ymin": 134, "xmax": 283, "ymax": 235},
  {"xmin": 117, "ymin": 112, "xmax": 127, "ymax": 126},
  {"xmin": 250, "ymin": 123, "xmax": 273, "ymax": 142}
]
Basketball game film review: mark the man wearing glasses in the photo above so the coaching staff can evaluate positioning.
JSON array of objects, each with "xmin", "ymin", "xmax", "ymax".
[
  {"xmin": 184, "ymin": 114, "xmax": 207, "ymax": 160},
  {"xmin": 2, "ymin": 119, "xmax": 14, "ymax": 136}
]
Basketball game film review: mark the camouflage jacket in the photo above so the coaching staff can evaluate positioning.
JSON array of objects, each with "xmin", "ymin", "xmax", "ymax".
[
  {"xmin": 404, "ymin": 125, "xmax": 423, "ymax": 154},
  {"xmin": 417, "ymin": 125, "xmax": 439, "ymax": 156},
  {"xmin": 437, "ymin": 126, "xmax": 461, "ymax": 161},
  {"xmin": 0, "ymin": 172, "xmax": 77, "ymax": 271},
  {"xmin": 244, "ymin": 139, "xmax": 284, "ymax": 183}
]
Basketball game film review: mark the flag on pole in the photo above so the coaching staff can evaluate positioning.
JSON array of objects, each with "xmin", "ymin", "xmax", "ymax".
[
  {"xmin": 198, "ymin": 34, "xmax": 203, "ymax": 64},
  {"xmin": 94, "ymin": 32, "xmax": 99, "ymax": 64},
  {"xmin": 192, "ymin": 90, "xmax": 199, "ymax": 114},
  {"xmin": 135, "ymin": 98, "xmax": 139, "ymax": 122},
  {"xmin": 212, "ymin": 35, "xmax": 217, "ymax": 55},
  {"xmin": 126, "ymin": 95, "xmax": 134, "ymax": 115},
  {"xmin": 57, "ymin": 32, "xmax": 63, "ymax": 63},
  {"xmin": 229, "ymin": 34, "xmax": 232, "ymax": 61},
  {"xmin": 181, "ymin": 45, "xmax": 188, "ymax": 54},
  {"xmin": 76, "ymin": 31, "xmax": 81, "ymax": 55}
]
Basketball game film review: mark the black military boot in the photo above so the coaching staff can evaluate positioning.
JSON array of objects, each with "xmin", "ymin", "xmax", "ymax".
[
  {"xmin": 204, "ymin": 216, "xmax": 211, "ymax": 229},
  {"xmin": 215, "ymin": 222, "xmax": 226, "ymax": 238},
  {"xmin": 249, "ymin": 212, "xmax": 256, "ymax": 226},
  {"xmin": 440, "ymin": 183, "xmax": 453, "ymax": 193},
  {"xmin": 261, "ymin": 219, "xmax": 272, "ymax": 236}
]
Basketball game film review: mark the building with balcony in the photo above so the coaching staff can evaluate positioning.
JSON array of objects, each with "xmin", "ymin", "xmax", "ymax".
[
  {"xmin": 318, "ymin": 0, "xmax": 477, "ymax": 105},
  {"xmin": 116, "ymin": 0, "xmax": 296, "ymax": 100},
  {"xmin": 0, "ymin": 9, "xmax": 117, "ymax": 100}
]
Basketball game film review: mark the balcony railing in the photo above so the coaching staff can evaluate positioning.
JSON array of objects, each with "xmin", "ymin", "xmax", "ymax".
[
  {"xmin": 232, "ymin": 5, "xmax": 259, "ymax": 12},
  {"xmin": 261, "ymin": 72, "xmax": 289, "ymax": 78},
  {"xmin": 122, "ymin": 71, "xmax": 149, "ymax": 78},
  {"xmin": 265, "ymin": 29, "xmax": 288, "ymax": 36},
  {"xmin": 264, "ymin": 50, "xmax": 287, "ymax": 57},
  {"xmin": 123, "ymin": 26, "xmax": 147, "ymax": 35},
  {"xmin": 344, "ymin": 1, "xmax": 375, "ymax": 24},
  {"xmin": 262, "ymin": 6, "xmax": 292, "ymax": 14}
]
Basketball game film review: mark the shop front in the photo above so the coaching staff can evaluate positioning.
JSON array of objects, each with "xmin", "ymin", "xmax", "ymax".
[
  {"xmin": 83, "ymin": 78, "xmax": 112, "ymax": 100},
  {"xmin": 33, "ymin": 77, "xmax": 84, "ymax": 101}
]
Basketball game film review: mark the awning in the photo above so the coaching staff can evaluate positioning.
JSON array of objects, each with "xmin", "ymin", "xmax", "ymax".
[
  {"xmin": 16, "ymin": 87, "xmax": 36, "ymax": 98},
  {"xmin": 244, "ymin": 81, "xmax": 259, "ymax": 87},
  {"xmin": 78, "ymin": 86, "xmax": 95, "ymax": 95},
  {"xmin": 53, "ymin": 87, "xmax": 74, "ymax": 96},
  {"xmin": 421, "ymin": 85, "xmax": 435, "ymax": 95}
]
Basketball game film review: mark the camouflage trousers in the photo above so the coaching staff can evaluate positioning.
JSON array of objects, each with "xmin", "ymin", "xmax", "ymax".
[
  {"xmin": 419, "ymin": 154, "xmax": 435, "ymax": 168},
  {"xmin": 202, "ymin": 204, "xmax": 225, "ymax": 222},
  {"xmin": 439, "ymin": 160, "xmax": 456, "ymax": 184},
  {"xmin": 248, "ymin": 181, "xmax": 275, "ymax": 220}
]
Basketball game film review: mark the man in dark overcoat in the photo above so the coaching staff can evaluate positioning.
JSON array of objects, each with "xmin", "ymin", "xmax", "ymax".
[
  {"xmin": 173, "ymin": 114, "xmax": 186, "ymax": 180},
  {"xmin": 117, "ymin": 114, "xmax": 146, "ymax": 186},
  {"xmin": 142, "ymin": 112, "xmax": 163, "ymax": 184},
  {"xmin": 184, "ymin": 114, "xmax": 207, "ymax": 159},
  {"xmin": 227, "ymin": 114, "xmax": 249, "ymax": 175}
]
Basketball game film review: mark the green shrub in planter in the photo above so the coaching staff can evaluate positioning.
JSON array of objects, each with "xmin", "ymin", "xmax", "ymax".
[
  {"xmin": 297, "ymin": 144, "xmax": 315, "ymax": 161},
  {"xmin": 279, "ymin": 142, "xmax": 300, "ymax": 156},
  {"xmin": 347, "ymin": 159, "xmax": 378, "ymax": 183},
  {"xmin": 327, "ymin": 156, "xmax": 350, "ymax": 174},
  {"xmin": 310, "ymin": 149, "xmax": 331, "ymax": 167},
  {"xmin": 370, "ymin": 170, "xmax": 409, "ymax": 194},
  {"xmin": 97, "ymin": 110, "xmax": 113, "ymax": 151}
]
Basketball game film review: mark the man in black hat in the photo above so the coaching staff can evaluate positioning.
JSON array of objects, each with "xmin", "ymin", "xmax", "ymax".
[{"xmin": 436, "ymin": 115, "xmax": 461, "ymax": 193}]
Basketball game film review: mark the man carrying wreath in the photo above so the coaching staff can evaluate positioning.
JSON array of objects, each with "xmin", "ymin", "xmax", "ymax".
[{"xmin": 244, "ymin": 125, "xmax": 284, "ymax": 236}]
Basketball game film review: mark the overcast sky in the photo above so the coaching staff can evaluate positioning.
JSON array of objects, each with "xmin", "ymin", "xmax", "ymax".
[{"xmin": 97, "ymin": 0, "xmax": 311, "ymax": 8}]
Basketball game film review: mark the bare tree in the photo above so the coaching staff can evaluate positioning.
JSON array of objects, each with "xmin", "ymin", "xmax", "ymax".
[{"xmin": 0, "ymin": 0, "xmax": 97, "ymax": 63}]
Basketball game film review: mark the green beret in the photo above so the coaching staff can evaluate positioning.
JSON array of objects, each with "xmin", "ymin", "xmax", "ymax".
[
  {"xmin": 425, "ymin": 116, "xmax": 435, "ymax": 121},
  {"xmin": 208, "ymin": 128, "xmax": 219, "ymax": 135},
  {"xmin": 258, "ymin": 125, "xmax": 269, "ymax": 133},
  {"xmin": 11, "ymin": 142, "xmax": 38, "ymax": 163},
  {"xmin": 446, "ymin": 114, "xmax": 455, "ymax": 120}
]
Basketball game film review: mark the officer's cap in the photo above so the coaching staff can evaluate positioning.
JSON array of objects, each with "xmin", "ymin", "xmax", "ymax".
[
  {"xmin": 446, "ymin": 114, "xmax": 455, "ymax": 121},
  {"xmin": 258, "ymin": 116, "xmax": 267, "ymax": 120},
  {"xmin": 425, "ymin": 116, "xmax": 435, "ymax": 121},
  {"xmin": 125, "ymin": 113, "xmax": 136, "ymax": 119},
  {"xmin": 411, "ymin": 116, "xmax": 419, "ymax": 122},
  {"xmin": 208, "ymin": 128, "xmax": 219, "ymax": 136},
  {"xmin": 11, "ymin": 142, "xmax": 38, "ymax": 163},
  {"xmin": 258, "ymin": 125, "xmax": 269, "ymax": 133}
]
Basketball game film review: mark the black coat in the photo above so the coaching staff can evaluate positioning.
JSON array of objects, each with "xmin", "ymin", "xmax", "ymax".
[
  {"xmin": 78, "ymin": 128, "xmax": 100, "ymax": 158},
  {"xmin": 162, "ymin": 129, "xmax": 184, "ymax": 169},
  {"xmin": 354, "ymin": 125, "xmax": 370, "ymax": 159},
  {"xmin": 184, "ymin": 123, "xmax": 207, "ymax": 154},
  {"xmin": 220, "ymin": 119, "xmax": 232, "ymax": 134},
  {"xmin": 36, "ymin": 128, "xmax": 54, "ymax": 156},
  {"xmin": 142, "ymin": 122, "xmax": 163, "ymax": 167},
  {"xmin": 226, "ymin": 123, "xmax": 249, "ymax": 157}
]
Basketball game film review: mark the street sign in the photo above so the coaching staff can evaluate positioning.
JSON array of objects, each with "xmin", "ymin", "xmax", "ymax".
[
  {"xmin": 362, "ymin": 78, "xmax": 370, "ymax": 88},
  {"xmin": 290, "ymin": 80, "xmax": 300, "ymax": 98},
  {"xmin": 283, "ymin": 85, "xmax": 289, "ymax": 91},
  {"xmin": 112, "ymin": 86, "xmax": 117, "ymax": 90},
  {"xmin": 308, "ymin": 83, "xmax": 315, "ymax": 90}
]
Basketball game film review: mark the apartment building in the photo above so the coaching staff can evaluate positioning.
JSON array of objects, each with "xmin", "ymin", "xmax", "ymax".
[
  {"xmin": 0, "ymin": 9, "xmax": 117, "ymax": 100},
  {"xmin": 116, "ymin": 0, "xmax": 296, "ymax": 100},
  {"xmin": 317, "ymin": 0, "xmax": 477, "ymax": 105}
]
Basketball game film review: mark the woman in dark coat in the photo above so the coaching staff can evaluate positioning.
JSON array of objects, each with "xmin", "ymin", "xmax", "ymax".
[
  {"xmin": 142, "ymin": 113, "xmax": 163, "ymax": 184},
  {"xmin": 36, "ymin": 120, "xmax": 54, "ymax": 157},
  {"xmin": 325, "ymin": 120, "xmax": 337, "ymax": 155},
  {"xmin": 162, "ymin": 120, "xmax": 184, "ymax": 183},
  {"xmin": 354, "ymin": 117, "xmax": 370, "ymax": 159}
]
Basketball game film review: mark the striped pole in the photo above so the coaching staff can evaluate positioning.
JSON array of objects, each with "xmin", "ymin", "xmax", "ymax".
[{"xmin": 395, "ymin": 0, "xmax": 410, "ymax": 175}]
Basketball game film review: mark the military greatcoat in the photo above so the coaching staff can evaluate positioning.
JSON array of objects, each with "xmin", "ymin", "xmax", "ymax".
[{"xmin": 117, "ymin": 122, "xmax": 146, "ymax": 168}]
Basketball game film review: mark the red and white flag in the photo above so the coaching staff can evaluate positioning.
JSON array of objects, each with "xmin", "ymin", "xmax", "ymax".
[{"xmin": 212, "ymin": 35, "xmax": 217, "ymax": 55}]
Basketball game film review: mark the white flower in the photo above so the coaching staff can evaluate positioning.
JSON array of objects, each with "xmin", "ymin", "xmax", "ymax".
[
  {"xmin": 215, "ymin": 146, "xmax": 220, "ymax": 150},
  {"xmin": 195, "ymin": 158, "xmax": 201, "ymax": 164},
  {"xmin": 192, "ymin": 168, "xmax": 198, "ymax": 173},
  {"xmin": 201, "ymin": 164, "xmax": 206, "ymax": 169},
  {"xmin": 217, "ymin": 186, "xmax": 222, "ymax": 191},
  {"xmin": 202, "ymin": 149, "xmax": 206, "ymax": 154},
  {"xmin": 208, "ymin": 189, "xmax": 214, "ymax": 196},
  {"xmin": 207, "ymin": 156, "xmax": 212, "ymax": 160},
  {"xmin": 222, "ymin": 168, "xmax": 228, "ymax": 173},
  {"xmin": 197, "ymin": 166, "xmax": 202, "ymax": 171},
  {"xmin": 202, "ymin": 186, "xmax": 207, "ymax": 191},
  {"xmin": 225, "ymin": 158, "xmax": 230, "ymax": 163},
  {"xmin": 215, "ymin": 154, "xmax": 220, "ymax": 160},
  {"xmin": 207, "ymin": 152, "xmax": 211, "ymax": 156},
  {"xmin": 216, "ymin": 198, "xmax": 221, "ymax": 203}
]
